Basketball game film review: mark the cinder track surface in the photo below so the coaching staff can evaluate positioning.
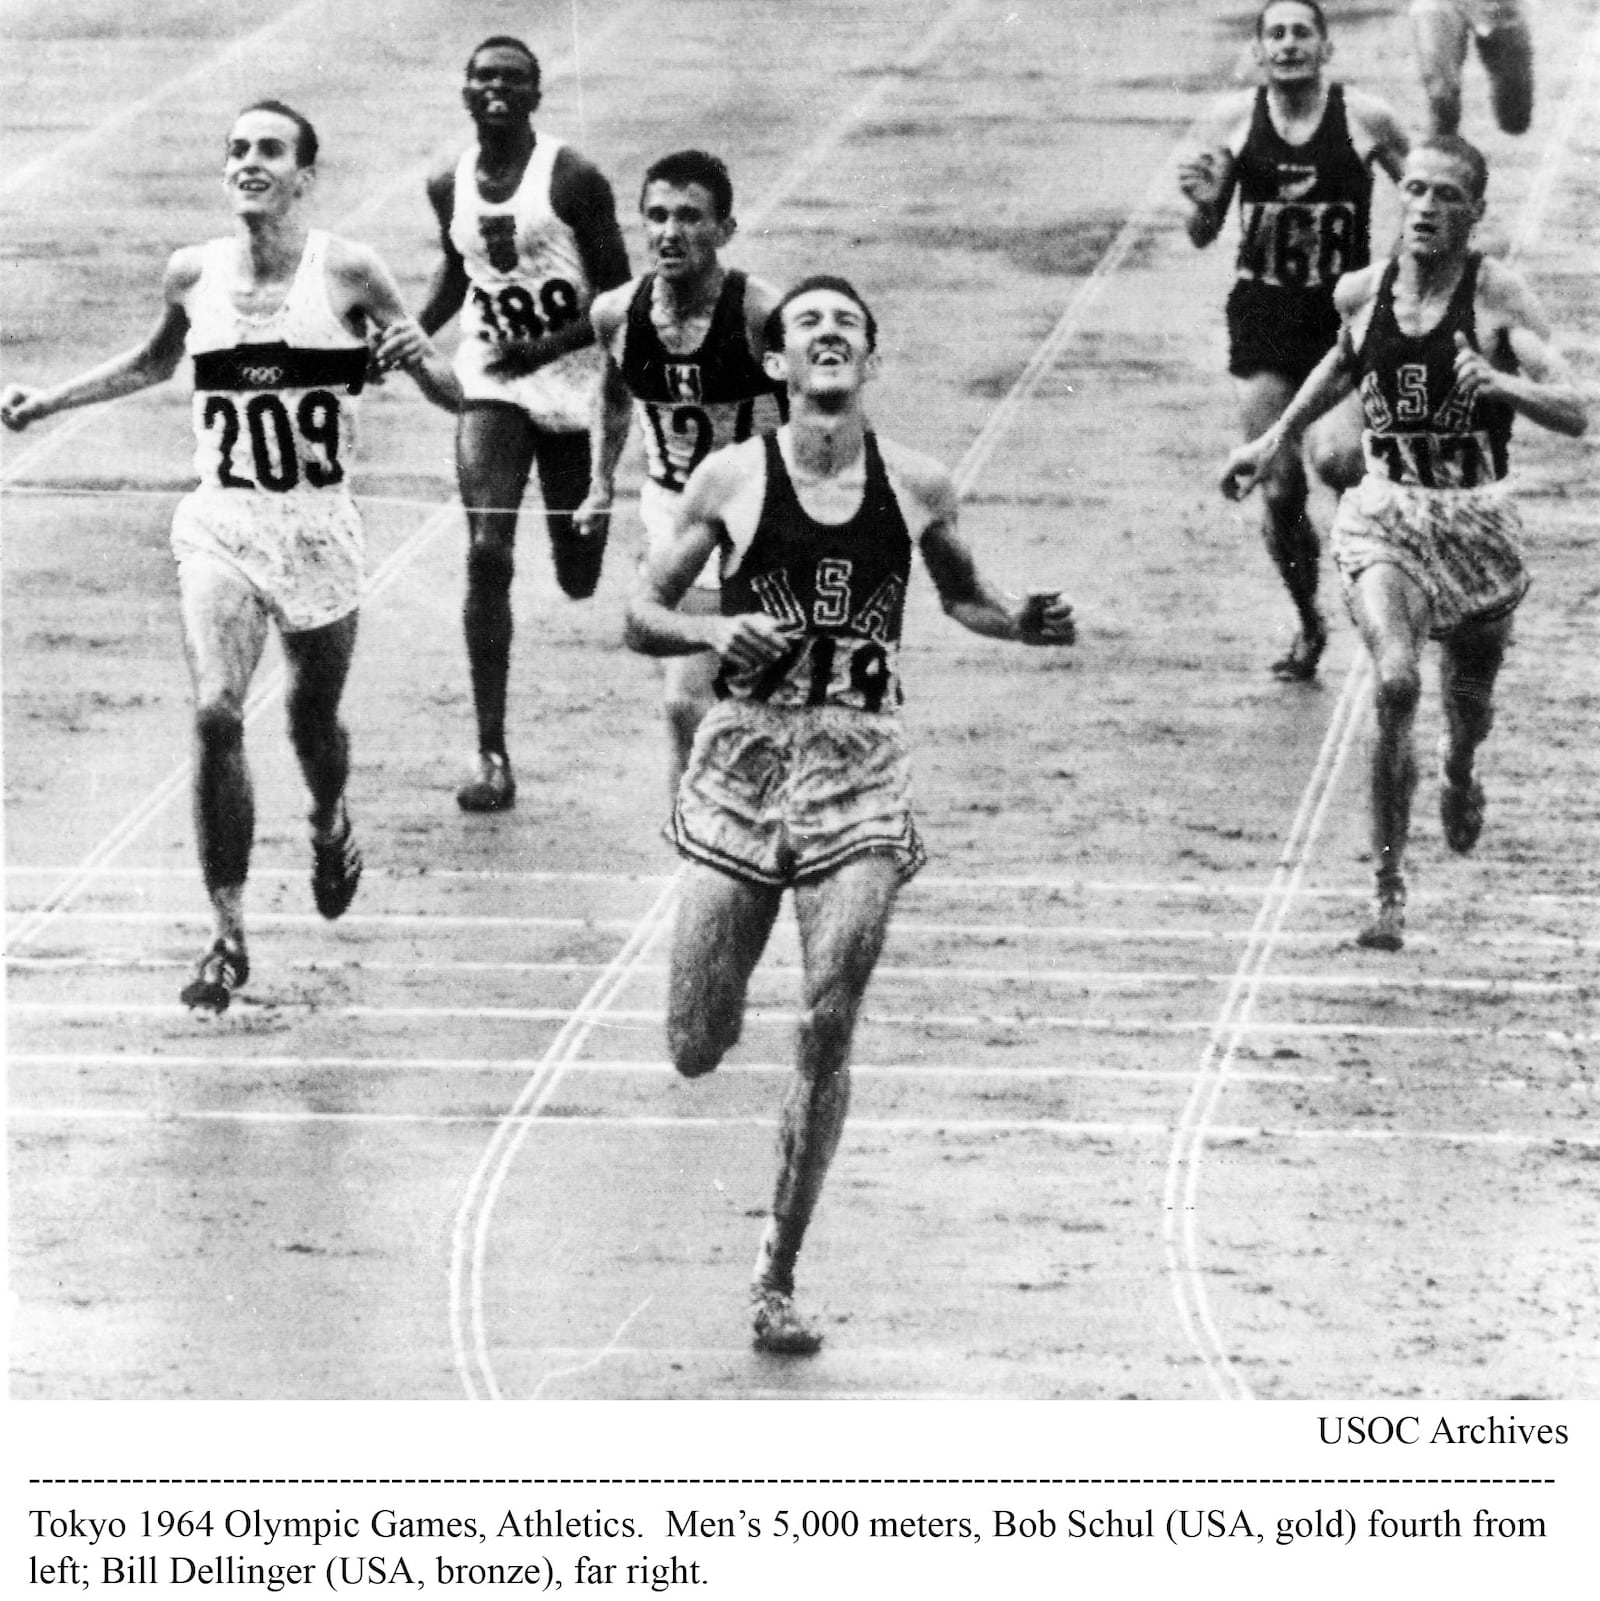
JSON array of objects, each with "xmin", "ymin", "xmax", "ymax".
[{"xmin": 5, "ymin": 0, "xmax": 1597, "ymax": 1400}]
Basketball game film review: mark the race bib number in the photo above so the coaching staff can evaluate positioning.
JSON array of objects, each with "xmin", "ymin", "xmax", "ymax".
[
  {"xmin": 202, "ymin": 390, "xmax": 345, "ymax": 492},
  {"xmin": 1362, "ymin": 429, "xmax": 1502, "ymax": 489},
  {"xmin": 472, "ymin": 277, "xmax": 583, "ymax": 346},
  {"xmin": 1239, "ymin": 200, "xmax": 1358, "ymax": 290},
  {"xmin": 643, "ymin": 399, "xmax": 757, "ymax": 491},
  {"xmin": 738, "ymin": 634, "xmax": 896, "ymax": 714}
]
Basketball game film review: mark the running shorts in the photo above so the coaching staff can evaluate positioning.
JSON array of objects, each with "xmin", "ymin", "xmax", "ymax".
[
  {"xmin": 1226, "ymin": 279, "xmax": 1340, "ymax": 385},
  {"xmin": 454, "ymin": 333, "xmax": 600, "ymax": 432},
  {"xmin": 1330, "ymin": 474, "xmax": 1530, "ymax": 638},
  {"xmin": 670, "ymin": 699, "xmax": 927, "ymax": 888},
  {"xmin": 170, "ymin": 486, "xmax": 363, "ymax": 632},
  {"xmin": 640, "ymin": 476, "xmax": 720, "ymax": 591},
  {"xmin": 1410, "ymin": 0, "xmax": 1528, "ymax": 39}
]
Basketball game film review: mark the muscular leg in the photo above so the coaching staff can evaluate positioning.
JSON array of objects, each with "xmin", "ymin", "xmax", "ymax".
[
  {"xmin": 1477, "ymin": 20, "xmax": 1534, "ymax": 135},
  {"xmin": 281, "ymin": 611, "xmax": 360, "ymax": 836},
  {"xmin": 751, "ymin": 853, "xmax": 900, "ymax": 1303},
  {"xmin": 179, "ymin": 561, "xmax": 271, "ymax": 949},
  {"xmin": 1346, "ymin": 563, "xmax": 1432, "ymax": 948},
  {"xmin": 1438, "ymin": 612, "xmax": 1512, "ymax": 851},
  {"xmin": 457, "ymin": 401, "xmax": 535, "ymax": 758},
  {"xmin": 533, "ymin": 427, "xmax": 607, "ymax": 600},
  {"xmin": 1238, "ymin": 372, "xmax": 1325, "ymax": 676},
  {"xmin": 662, "ymin": 590, "xmax": 721, "ymax": 804},
  {"xmin": 666, "ymin": 864, "xmax": 783, "ymax": 1079},
  {"xmin": 1410, "ymin": 0, "xmax": 1470, "ymax": 134}
]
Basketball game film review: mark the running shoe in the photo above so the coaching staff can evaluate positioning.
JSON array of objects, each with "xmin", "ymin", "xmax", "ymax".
[
  {"xmin": 312, "ymin": 814, "xmax": 363, "ymax": 920},
  {"xmin": 457, "ymin": 751, "xmax": 516, "ymax": 812},
  {"xmin": 180, "ymin": 938, "xmax": 249, "ymax": 1013},
  {"xmin": 1270, "ymin": 616, "xmax": 1327, "ymax": 682},
  {"xmin": 1440, "ymin": 772, "xmax": 1486, "ymax": 854},
  {"xmin": 1356, "ymin": 878, "xmax": 1406, "ymax": 953},
  {"xmin": 750, "ymin": 1287, "xmax": 824, "ymax": 1356}
]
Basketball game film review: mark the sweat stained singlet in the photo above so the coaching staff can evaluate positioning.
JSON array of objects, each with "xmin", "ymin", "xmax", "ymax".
[
  {"xmin": 450, "ymin": 135, "xmax": 599, "ymax": 428},
  {"xmin": 715, "ymin": 432, "xmax": 913, "ymax": 714},
  {"xmin": 1354, "ymin": 253, "xmax": 1515, "ymax": 488},
  {"xmin": 187, "ymin": 229, "xmax": 368, "ymax": 493},
  {"xmin": 1227, "ymin": 84, "xmax": 1373, "ymax": 380},
  {"xmin": 620, "ymin": 269, "xmax": 785, "ymax": 493}
]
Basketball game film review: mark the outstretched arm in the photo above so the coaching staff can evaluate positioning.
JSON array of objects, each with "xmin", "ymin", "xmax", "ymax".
[{"xmin": 1, "ymin": 250, "xmax": 193, "ymax": 430}]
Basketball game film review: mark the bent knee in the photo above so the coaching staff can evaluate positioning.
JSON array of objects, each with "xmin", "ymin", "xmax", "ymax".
[
  {"xmin": 1373, "ymin": 663, "xmax": 1422, "ymax": 719},
  {"xmin": 669, "ymin": 1018, "xmax": 732, "ymax": 1080},
  {"xmin": 466, "ymin": 539, "xmax": 516, "ymax": 593},
  {"xmin": 194, "ymin": 698, "xmax": 245, "ymax": 752}
]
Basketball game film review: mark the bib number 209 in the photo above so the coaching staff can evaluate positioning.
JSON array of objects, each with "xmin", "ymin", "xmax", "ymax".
[{"xmin": 204, "ymin": 390, "xmax": 343, "ymax": 491}]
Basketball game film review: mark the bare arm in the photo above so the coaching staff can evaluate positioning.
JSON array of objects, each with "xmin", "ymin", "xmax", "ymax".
[
  {"xmin": 904, "ymin": 453, "xmax": 1074, "ymax": 645},
  {"xmin": 416, "ymin": 165, "xmax": 469, "ymax": 338},
  {"xmin": 1462, "ymin": 264, "xmax": 1589, "ymax": 438},
  {"xmin": 340, "ymin": 241, "xmax": 462, "ymax": 413},
  {"xmin": 624, "ymin": 447, "xmax": 797, "ymax": 664},
  {"xmin": 1, "ymin": 250, "xmax": 194, "ymax": 430},
  {"xmin": 1348, "ymin": 89, "xmax": 1411, "ymax": 186},
  {"xmin": 575, "ymin": 287, "xmax": 637, "ymax": 537},
  {"xmin": 1177, "ymin": 95, "xmax": 1247, "ymax": 250}
]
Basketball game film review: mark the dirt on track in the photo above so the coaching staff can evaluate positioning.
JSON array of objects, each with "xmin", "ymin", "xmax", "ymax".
[{"xmin": 5, "ymin": 0, "xmax": 1598, "ymax": 1401}]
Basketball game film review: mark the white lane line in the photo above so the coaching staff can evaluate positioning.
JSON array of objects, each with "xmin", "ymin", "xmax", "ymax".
[
  {"xmin": 20, "ymin": 907, "xmax": 1596, "ymax": 951},
  {"xmin": 1165, "ymin": 667, "xmax": 1371, "ymax": 1401},
  {"xmin": 10, "ymin": 952, "xmax": 1588, "ymax": 996},
  {"xmin": 11, "ymin": 860, "xmax": 1598, "ymax": 908},
  {"xmin": 1165, "ymin": 2, "xmax": 1600, "ymax": 1402},
  {"xmin": 529, "ymin": 1295, "xmax": 654, "ymax": 1400},
  {"xmin": 13, "ymin": 1106, "xmax": 1596, "ymax": 1150},
  {"xmin": 450, "ymin": 880, "xmax": 678, "ymax": 1401},
  {"xmin": 9, "ymin": 999, "xmax": 1596, "ymax": 1045}
]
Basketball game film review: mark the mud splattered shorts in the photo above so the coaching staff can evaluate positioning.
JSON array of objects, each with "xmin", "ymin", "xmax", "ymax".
[
  {"xmin": 1331, "ymin": 474, "xmax": 1530, "ymax": 639},
  {"xmin": 455, "ymin": 334, "xmax": 601, "ymax": 433},
  {"xmin": 670, "ymin": 699, "xmax": 927, "ymax": 888},
  {"xmin": 171, "ymin": 486, "xmax": 364, "ymax": 633}
]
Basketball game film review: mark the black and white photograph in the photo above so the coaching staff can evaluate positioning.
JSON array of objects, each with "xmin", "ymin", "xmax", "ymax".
[{"xmin": 5, "ymin": 0, "xmax": 1596, "ymax": 1450}]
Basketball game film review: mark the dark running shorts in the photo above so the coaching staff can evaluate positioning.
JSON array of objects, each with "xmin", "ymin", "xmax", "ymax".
[{"xmin": 1226, "ymin": 279, "xmax": 1341, "ymax": 385}]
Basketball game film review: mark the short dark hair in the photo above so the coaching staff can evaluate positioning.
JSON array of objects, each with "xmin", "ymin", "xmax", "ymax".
[
  {"xmin": 1414, "ymin": 133, "xmax": 1489, "ymax": 200},
  {"xmin": 764, "ymin": 275, "xmax": 878, "ymax": 353},
  {"xmin": 640, "ymin": 150, "xmax": 734, "ymax": 220},
  {"xmin": 1256, "ymin": 0, "xmax": 1328, "ymax": 37},
  {"xmin": 467, "ymin": 35, "xmax": 541, "ymax": 94},
  {"xmin": 236, "ymin": 100, "xmax": 319, "ymax": 167}
]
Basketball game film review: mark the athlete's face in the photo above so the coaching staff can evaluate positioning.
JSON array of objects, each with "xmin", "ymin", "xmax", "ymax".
[
  {"xmin": 464, "ymin": 47, "xmax": 540, "ymax": 128},
  {"xmin": 641, "ymin": 181, "xmax": 733, "ymax": 283},
  {"xmin": 1398, "ymin": 148, "xmax": 1483, "ymax": 259},
  {"xmin": 765, "ymin": 289, "xmax": 877, "ymax": 404},
  {"xmin": 1253, "ymin": 3, "xmax": 1331, "ymax": 83},
  {"xmin": 223, "ymin": 111, "xmax": 312, "ymax": 219}
]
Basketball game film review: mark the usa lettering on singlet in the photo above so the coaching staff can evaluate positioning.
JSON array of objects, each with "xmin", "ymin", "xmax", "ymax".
[
  {"xmin": 450, "ymin": 136, "xmax": 590, "ymax": 354},
  {"xmin": 717, "ymin": 433, "xmax": 913, "ymax": 714},
  {"xmin": 187, "ymin": 231, "xmax": 367, "ymax": 492},
  {"xmin": 620, "ymin": 270, "xmax": 785, "ymax": 493},
  {"xmin": 1356, "ymin": 254, "xmax": 1515, "ymax": 489},
  {"xmin": 1234, "ymin": 84, "xmax": 1372, "ymax": 294}
]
